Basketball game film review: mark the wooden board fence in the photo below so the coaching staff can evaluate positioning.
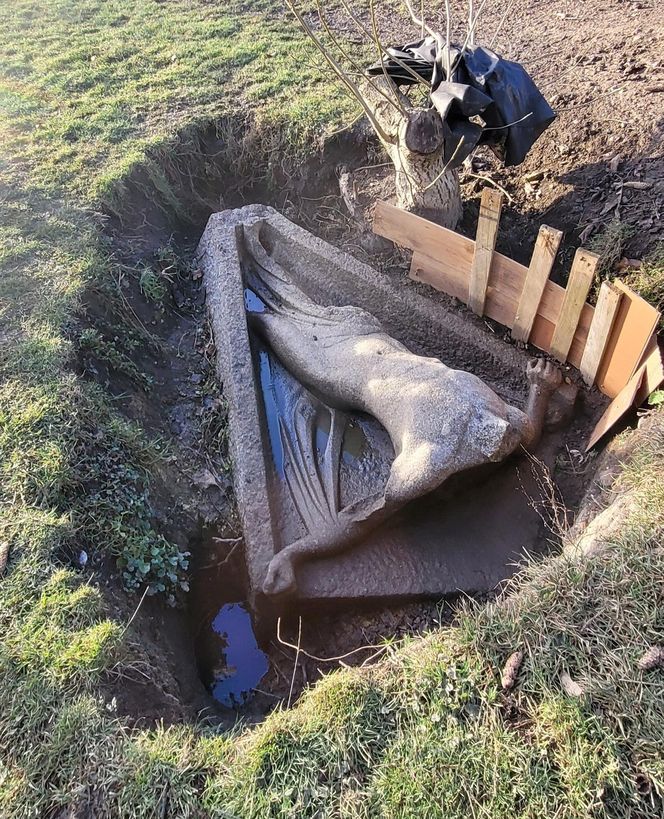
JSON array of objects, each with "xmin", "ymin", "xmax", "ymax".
[{"xmin": 372, "ymin": 197, "xmax": 663, "ymax": 447}]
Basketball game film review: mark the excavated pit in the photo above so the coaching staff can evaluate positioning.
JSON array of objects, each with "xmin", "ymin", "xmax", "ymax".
[{"xmin": 93, "ymin": 120, "xmax": 610, "ymax": 719}]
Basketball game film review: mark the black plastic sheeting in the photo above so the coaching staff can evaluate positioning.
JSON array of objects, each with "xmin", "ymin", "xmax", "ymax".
[{"xmin": 367, "ymin": 38, "xmax": 555, "ymax": 167}]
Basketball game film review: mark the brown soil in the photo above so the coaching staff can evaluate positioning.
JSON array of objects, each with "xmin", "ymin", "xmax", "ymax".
[
  {"xmin": 322, "ymin": 0, "xmax": 664, "ymax": 267},
  {"xmin": 86, "ymin": 0, "xmax": 663, "ymax": 724}
]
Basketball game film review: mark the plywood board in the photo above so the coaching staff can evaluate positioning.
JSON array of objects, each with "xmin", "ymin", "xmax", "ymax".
[
  {"xmin": 468, "ymin": 189, "xmax": 503, "ymax": 315},
  {"xmin": 512, "ymin": 225, "xmax": 562, "ymax": 343},
  {"xmin": 595, "ymin": 279, "xmax": 661, "ymax": 398},
  {"xmin": 586, "ymin": 365, "xmax": 644, "ymax": 451},
  {"xmin": 377, "ymin": 200, "xmax": 595, "ymax": 367},
  {"xmin": 579, "ymin": 281, "xmax": 623, "ymax": 386},
  {"xmin": 374, "ymin": 199, "xmax": 474, "ymax": 265},
  {"xmin": 549, "ymin": 248, "xmax": 597, "ymax": 363}
]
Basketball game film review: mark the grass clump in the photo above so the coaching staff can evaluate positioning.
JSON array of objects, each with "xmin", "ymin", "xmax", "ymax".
[
  {"xmin": 79, "ymin": 327, "xmax": 153, "ymax": 389},
  {"xmin": 623, "ymin": 242, "xmax": 664, "ymax": 329},
  {"xmin": 588, "ymin": 219, "xmax": 635, "ymax": 280},
  {"xmin": 70, "ymin": 387, "xmax": 189, "ymax": 597},
  {"xmin": 138, "ymin": 266, "xmax": 169, "ymax": 303}
]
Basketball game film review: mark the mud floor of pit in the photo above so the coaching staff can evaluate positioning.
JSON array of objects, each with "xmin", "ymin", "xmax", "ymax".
[{"xmin": 78, "ymin": 119, "xmax": 625, "ymax": 726}]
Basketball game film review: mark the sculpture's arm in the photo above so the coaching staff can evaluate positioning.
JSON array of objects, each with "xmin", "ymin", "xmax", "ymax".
[
  {"xmin": 262, "ymin": 493, "xmax": 396, "ymax": 598},
  {"xmin": 521, "ymin": 358, "xmax": 563, "ymax": 452}
]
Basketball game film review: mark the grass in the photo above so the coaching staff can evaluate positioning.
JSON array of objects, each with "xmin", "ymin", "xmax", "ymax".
[
  {"xmin": 1, "ymin": 0, "xmax": 664, "ymax": 816},
  {"xmin": 623, "ymin": 243, "xmax": 664, "ymax": 330}
]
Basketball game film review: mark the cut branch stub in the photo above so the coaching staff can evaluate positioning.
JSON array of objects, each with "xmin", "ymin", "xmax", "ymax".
[{"xmin": 404, "ymin": 108, "xmax": 446, "ymax": 155}]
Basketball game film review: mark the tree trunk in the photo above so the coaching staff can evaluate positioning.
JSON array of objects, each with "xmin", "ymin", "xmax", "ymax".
[{"xmin": 360, "ymin": 77, "xmax": 462, "ymax": 229}]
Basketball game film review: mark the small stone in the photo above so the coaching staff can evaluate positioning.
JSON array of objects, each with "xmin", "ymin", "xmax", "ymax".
[
  {"xmin": 560, "ymin": 672, "xmax": 584, "ymax": 697},
  {"xmin": 637, "ymin": 646, "xmax": 664, "ymax": 671},
  {"xmin": 501, "ymin": 650, "xmax": 524, "ymax": 690},
  {"xmin": 192, "ymin": 468, "xmax": 219, "ymax": 490},
  {"xmin": 623, "ymin": 180, "xmax": 652, "ymax": 190}
]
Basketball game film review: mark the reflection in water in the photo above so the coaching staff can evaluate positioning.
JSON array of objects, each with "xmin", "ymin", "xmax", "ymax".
[
  {"xmin": 313, "ymin": 409, "xmax": 367, "ymax": 466},
  {"xmin": 244, "ymin": 287, "xmax": 266, "ymax": 313},
  {"xmin": 209, "ymin": 603, "xmax": 268, "ymax": 707},
  {"xmin": 258, "ymin": 350, "xmax": 286, "ymax": 476},
  {"xmin": 247, "ymin": 285, "xmax": 371, "ymax": 480}
]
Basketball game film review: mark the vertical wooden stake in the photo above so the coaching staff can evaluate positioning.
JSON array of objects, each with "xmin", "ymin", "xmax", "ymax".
[
  {"xmin": 549, "ymin": 248, "xmax": 598, "ymax": 362},
  {"xmin": 512, "ymin": 225, "xmax": 563, "ymax": 342},
  {"xmin": 468, "ymin": 188, "xmax": 503, "ymax": 316},
  {"xmin": 579, "ymin": 281, "xmax": 623, "ymax": 386}
]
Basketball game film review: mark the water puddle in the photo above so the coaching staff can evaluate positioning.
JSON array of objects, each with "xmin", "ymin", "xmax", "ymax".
[
  {"xmin": 313, "ymin": 408, "xmax": 367, "ymax": 465},
  {"xmin": 244, "ymin": 287, "xmax": 267, "ymax": 313},
  {"xmin": 257, "ymin": 349, "xmax": 287, "ymax": 476},
  {"xmin": 207, "ymin": 603, "xmax": 268, "ymax": 707}
]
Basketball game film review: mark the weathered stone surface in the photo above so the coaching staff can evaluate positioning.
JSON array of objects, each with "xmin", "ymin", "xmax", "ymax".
[{"xmin": 198, "ymin": 205, "xmax": 560, "ymax": 611}]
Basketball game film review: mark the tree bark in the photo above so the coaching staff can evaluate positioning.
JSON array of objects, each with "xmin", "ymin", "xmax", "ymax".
[{"xmin": 361, "ymin": 76, "xmax": 462, "ymax": 228}]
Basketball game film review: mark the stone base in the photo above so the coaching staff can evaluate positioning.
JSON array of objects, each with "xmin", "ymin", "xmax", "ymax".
[{"xmin": 198, "ymin": 205, "xmax": 559, "ymax": 609}]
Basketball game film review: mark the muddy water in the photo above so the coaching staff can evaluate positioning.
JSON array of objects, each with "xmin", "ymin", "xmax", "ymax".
[
  {"xmin": 190, "ymin": 527, "xmax": 270, "ymax": 709},
  {"xmin": 207, "ymin": 603, "xmax": 268, "ymax": 707}
]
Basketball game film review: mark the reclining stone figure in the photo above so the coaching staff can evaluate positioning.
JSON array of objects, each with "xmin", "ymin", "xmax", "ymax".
[{"xmin": 242, "ymin": 224, "xmax": 562, "ymax": 598}]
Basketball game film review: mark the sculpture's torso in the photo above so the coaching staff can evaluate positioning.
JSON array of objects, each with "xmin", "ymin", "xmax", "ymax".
[{"xmin": 244, "ymin": 225, "xmax": 530, "ymax": 507}]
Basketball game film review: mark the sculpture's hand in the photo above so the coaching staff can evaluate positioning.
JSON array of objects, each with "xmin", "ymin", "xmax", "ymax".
[
  {"xmin": 262, "ymin": 547, "xmax": 298, "ymax": 598},
  {"xmin": 526, "ymin": 358, "xmax": 562, "ymax": 392}
]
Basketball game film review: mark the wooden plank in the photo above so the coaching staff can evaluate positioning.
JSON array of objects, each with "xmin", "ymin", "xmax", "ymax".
[
  {"xmin": 374, "ymin": 199, "xmax": 474, "ymax": 263},
  {"xmin": 586, "ymin": 365, "xmax": 644, "ymax": 451},
  {"xmin": 410, "ymin": 250, "xmax": 595, "ymax": 369},
  {"xmin": 587, "ymin": 334, "xmax": 664, "ymax": 450},
  {"xmin": 378, "ymin": 200, "xmax": 660, "ymax": 399},
  {"xmin": 468, "ymin": 189, "xmax": 503, "ymax": 315},
  {"xmin": 549, "ymin": 248, "xmax": 598, "ymax": 363},
  {"xmin": 579, "ymin": 281, "xmax": 623, "ymax": 386},
  {"xmin": 512, "ymin": 225, "xmax": 562, "ymax": 342},
  {"xmin": 595, "ymin": 279, "xmax": 661, "ymax": 398},
  {"xmin": 377, "ymin": 201, "xmax": 594, "ymax": 364}
]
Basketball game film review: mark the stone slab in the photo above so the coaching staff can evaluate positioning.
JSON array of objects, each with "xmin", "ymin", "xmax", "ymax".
[{"xmin": 198, "ymin": 205, "xmax": 555, "ymax": 609}]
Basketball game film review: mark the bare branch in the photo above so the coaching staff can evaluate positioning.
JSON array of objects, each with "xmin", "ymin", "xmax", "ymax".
[
  {"xmin": 368, "ymin": 0, "xmax": 406, "ymax": 113},
  {"xmin": 337, "ymin": 0, "xmax": 431, "ymax": 89},
  {"xmin": 465, "ymin": 173, "xmax": 514, "ymax": 203},
  {"xmin": 315, "ymin": 0, "xmax": 406, "ymax": 116},
  {"xmin": 489, "ymin": 0, "xmax": 514, "ymax": 48},
  {"xmin": 445, "ymin": 0, "xmax": 452, "ymax": 79},
  {"xmin": 459, "ymin": 0, "xmax": 490, "ymax": 57},
  {"xmin": 422, "ymin": 135, "xmax": 465, "ymax": 191},
  {"xmin": 403, "ymin": 0, "xmax": 436, "ymax": 37},
  {"xmin": 284, "ymin": 0, "xmax": 395, "ymax": 144},
  {"xmin": 277, "ymin": 616, "xmax": 388, "ymax": 664}
]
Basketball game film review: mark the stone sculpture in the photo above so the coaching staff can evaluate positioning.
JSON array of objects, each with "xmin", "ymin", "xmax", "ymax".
[{"xmin": 240, "ymin": 224, "xmax": 562, "ymax": 598}]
